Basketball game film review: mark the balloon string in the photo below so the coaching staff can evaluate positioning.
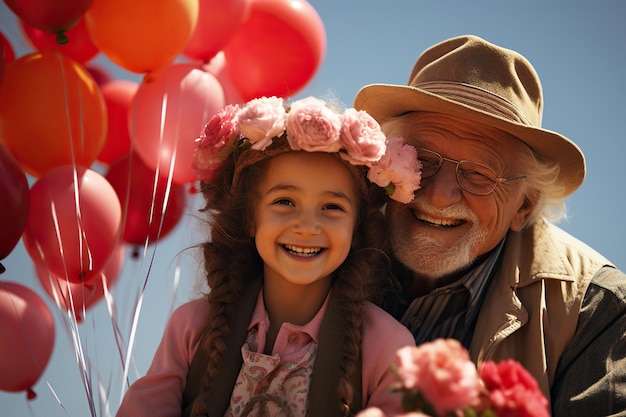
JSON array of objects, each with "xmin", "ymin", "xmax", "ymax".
[
  {"xmin": 57, "ymin": 52, "xmax": 95, "ymax": 281},
  {"xmin": 102, "ymin": 270, "xmax": 131, "ymax": 386}
]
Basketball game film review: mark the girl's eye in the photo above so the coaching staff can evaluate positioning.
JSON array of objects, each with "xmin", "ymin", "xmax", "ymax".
[
  {"xmin": 273, "ymin": 198, "xmax": 294, "ymax": 207},
  {"xmin": 323, "ymin": 203, "xmax": 345, "ymax": 212}
]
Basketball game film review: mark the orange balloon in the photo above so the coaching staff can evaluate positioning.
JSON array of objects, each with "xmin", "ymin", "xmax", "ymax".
[
  {"xmin": 85, "ymin": 0, "xmax": 199, "ymax": 74},
  {"xmin": 0, "ymin": 52, "xmax": 107, "ymax": 178}
]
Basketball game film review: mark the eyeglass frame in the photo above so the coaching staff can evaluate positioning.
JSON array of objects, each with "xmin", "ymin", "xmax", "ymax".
[{"xmin": 415, "ymin": 148, "xmax": 527, "ymax": 196}]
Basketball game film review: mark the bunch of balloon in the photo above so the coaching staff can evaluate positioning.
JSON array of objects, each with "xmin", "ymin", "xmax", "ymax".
[
  {"xmin": 36, "ymin": 244, "xmax": 125, "ymax": 322},
  {"xmin": 105, "ymin": 153, "xmax": 187, "ymax": 257},
  {"xmin": 22, "ymin": 166, "xmax": 122, "ymax": 284},
  {"xmin": 0, "ymin": 281, "xmax": 55, "ymax": 400}
]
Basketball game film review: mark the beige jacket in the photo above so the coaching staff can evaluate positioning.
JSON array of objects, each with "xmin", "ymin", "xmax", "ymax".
[{"xmin": 470, "ymin": 218, "xmax": 613, "ymax": 403}]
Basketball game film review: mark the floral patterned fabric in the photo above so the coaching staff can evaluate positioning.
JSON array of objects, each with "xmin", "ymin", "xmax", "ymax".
[{"xmin": 226, "ymin": 330, "xmax": 317, "ymax": 417}]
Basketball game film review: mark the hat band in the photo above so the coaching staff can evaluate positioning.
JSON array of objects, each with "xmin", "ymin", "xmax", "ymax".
[{"xmin": 415, "ymin": 81, "xmax": 535, "ymax": 127}]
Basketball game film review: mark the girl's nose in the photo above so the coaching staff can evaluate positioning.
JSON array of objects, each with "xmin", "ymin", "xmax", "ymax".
[{"xmin": 293, "ymin": 211, "xmax": 321, "ymax": 236}]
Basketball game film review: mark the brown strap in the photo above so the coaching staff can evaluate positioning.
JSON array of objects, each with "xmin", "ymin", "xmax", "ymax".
[
  {"xmin": 181, "ymin": 278, "xmax": 262, "ymax": 417},
  {"xmin": 308, "ymin": 289, "xmax": 363, "ymax": 416}
]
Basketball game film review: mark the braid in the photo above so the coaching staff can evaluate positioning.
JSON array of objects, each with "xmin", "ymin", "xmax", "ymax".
[
  {"xmin": 190, "ymin": 157, "xmax": 265, "ymax": 416},
  {"xmin": 330, "ymin": 180, "xmax": 389, "ymax": 414}
]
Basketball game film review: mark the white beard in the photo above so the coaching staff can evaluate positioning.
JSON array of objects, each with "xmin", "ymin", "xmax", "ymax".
[{"xmin": 389, "ymin": 199, "xmax": 488, "ymax": 280}]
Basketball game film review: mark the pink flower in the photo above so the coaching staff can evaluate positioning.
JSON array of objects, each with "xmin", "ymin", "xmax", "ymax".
[
  {"xmin": 367, "ymin": 137, "xmax": 422, "ymax": 203},
  {"xmin": 355, "ymin": 407, "xmax": 430, "ymax": 417},
  {"xmin": 237, "ymin": 96, "xmax": 286, "ymax": 150},
  {"xmin": 340, "ymin": 108, "xmax": 386, "ymax": 164},
  {"xmin": 192, "ymin": 104, "xmax": 240, "ymax": 181},
  {"xmin": 396, "ymin": 339, "xmax": 481, "ymax": 417},
  {"xmin": 285, "ymin": 96, "xmax": 342, "ymax": 153},
  {"xmin": 480, "ymin": 360, "xmax": 550, "ymax": 417}
]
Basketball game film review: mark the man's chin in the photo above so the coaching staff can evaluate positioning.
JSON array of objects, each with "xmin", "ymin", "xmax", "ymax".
[{"xmin": 391, "ymin": 235, "xmax": 478, "ymax": 281}]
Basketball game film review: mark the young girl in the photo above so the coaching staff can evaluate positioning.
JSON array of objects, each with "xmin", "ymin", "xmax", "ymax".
[{"xmin": 115, "ymin": 96, "xmax": 421, "ymax": 417}]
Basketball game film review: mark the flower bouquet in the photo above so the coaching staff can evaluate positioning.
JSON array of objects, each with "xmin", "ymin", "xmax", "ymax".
[{"xmin": 357, "ymin": 338, "xmax": 550, "ymax": 417}]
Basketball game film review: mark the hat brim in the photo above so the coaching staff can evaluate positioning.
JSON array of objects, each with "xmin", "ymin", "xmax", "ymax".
[{"xmin": 355, "ymin": 84, "xmax": 585, "ymax": 197}]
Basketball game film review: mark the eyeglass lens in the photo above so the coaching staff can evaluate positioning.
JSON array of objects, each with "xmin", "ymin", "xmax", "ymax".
[{"xmin": 416, "ymin": 148, "xmax": 498, "ymax": 195}]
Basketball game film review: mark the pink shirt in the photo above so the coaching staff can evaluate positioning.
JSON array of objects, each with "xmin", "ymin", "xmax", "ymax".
[{"xmin": 116, "ymin": 290, "xmax": 414, "ymax": 416}]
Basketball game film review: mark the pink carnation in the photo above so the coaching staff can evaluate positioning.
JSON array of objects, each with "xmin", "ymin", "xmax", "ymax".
[
  {"xmin": 285, "ymin": 96, "xmax": 342, "ymax": 153},
  {"xmin": 340, "ymin": 108, "xmax": 386, "ymax": 165},
  {"xmin": 192, "ymin": 104, "xmax": 240, "ymax": 181},
  {"xmin": 355, "ymin": 407, "xmax": 430, "ymax": 417},
  {"xmin": 395, "ymin": 340, "xmax": 481, "ymax": 417},
  {"xmin": 480, "ymin": 360, "xmax": 550, "ymax": 417},
  {"xmin": 237, "ymin": 96, "xmax": 286, "ymax": 150},
  {"xmin": 367, "ymin": 137, "xmax": 422, "ymax": 203}
]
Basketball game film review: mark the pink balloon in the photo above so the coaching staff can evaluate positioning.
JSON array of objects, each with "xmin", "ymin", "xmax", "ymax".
[
  {"xmin": 23, "ymin": 165, "xmax": 122, "ymax": 284},
  {"xmin": 223, "ymin": 0, "xmax": 326, "ymax": 101},
  {"xmin": 4, "ymin": 0, "xmax": 93, "ymax": 35},
  {"xmin": 36, "ymin": 244, "xmax": 124, "ymax": 322},
  {"xmin": 131, "ymin": 63, "xmax": 225, "ymax": 185},
  {"xmin": 0, "ymin": 281, "xmax": 55, "ymax": 399},
  {"xmin": 106, "ymin": 153, "xmax": 187, "ymax": 246},
  {"xmin": 97, "ymin": 80, "xmax": 139, "ymax": 165},
  {"xmin": 0, "ymin": 143, "xmax": 29, "ymax": 266},
  {"xmin": 20, "ymin": 17, "xmax": 99, "ymax": 64},
  {"xmin": 203, "ymin": 51, "xmax": 244, "ymax": 105},
  {"xmin": 182, "ymin": 0, "xmax": 251, "ymax": 62}
]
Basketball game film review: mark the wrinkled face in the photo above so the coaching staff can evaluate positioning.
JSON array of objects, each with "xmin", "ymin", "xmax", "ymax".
[
  {"xmin": 252, "ymin": 151, "xmax": 358, "ymax": 292},
  {"xmin": 386, "ymin": 112, "xmax": 533, "ymax": 280}
]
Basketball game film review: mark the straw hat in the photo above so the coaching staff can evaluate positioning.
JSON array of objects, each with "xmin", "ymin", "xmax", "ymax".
[{"xmin": 354, "ymin": 35, "xmax": 585, "ymax": 196}]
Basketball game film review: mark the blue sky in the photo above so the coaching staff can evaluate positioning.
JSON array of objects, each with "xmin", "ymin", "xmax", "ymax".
[{"xmin": 1, "ymin": 1, "xmax": 625, "ymax": 416}]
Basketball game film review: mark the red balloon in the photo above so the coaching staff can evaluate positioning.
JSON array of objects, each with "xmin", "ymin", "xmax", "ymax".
[
  {"xmin": 106, "ymin": 153, "xmax": 186, "ymax": 245},
  {"xmin": 223, "ymin": 0, "xmax": 326, "ymax": 101},
  {"xmin": 0, "ymin": 144, "xmax": 29, "ymax": 265},
  {"xmin": 20, "ymin": 17, "xmax": 99, "ymax": 64},
  {"xmin": 0, "ymin": 31, "xmax": 15, "ymax": 86},
  {"xmin": 4, "ymin": 0, "xmax": 93, "ymax": 36},
  {"xmin": 23, "ymin": 165, "xmax": 122, "ymax": 283},
  {"xmin": 0, "ymin": 281, "xmax": 55, "ymax": 399},
  {"xmin": 85, "ymin": 64, "xmax": 113, "ymax": 87},
  {"xmin": 0, "ymin": 52, "xmax": 107, "ymax": 178},
  {"xmin": 182, "ymin": 0, "xmax": 251, "ymax": 62},
  {"xmin": 203, "ymin": 51, "xmax": 244, "ymax": 105},
  {"xmin": 97, "ymin": 80, "xmax": 139, "ymax": 165},
  {"xmin": 36, "ymin": 244, "xmax": 124, "ymax": 322},
  {"xmin": 0, "ymin": 31, "xmax": 15, "ymax": 64},
  {"xmin": 131, "ymin": 63, "xmax": 225, "ymax": 185}
]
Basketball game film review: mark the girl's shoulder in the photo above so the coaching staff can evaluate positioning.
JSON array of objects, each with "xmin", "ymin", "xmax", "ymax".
[{"xmin": 166, "ymin": 297, "xmax": 209, "ymax": 335}]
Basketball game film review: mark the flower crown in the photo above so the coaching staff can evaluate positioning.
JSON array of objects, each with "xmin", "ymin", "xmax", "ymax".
[{"xmin": 192, "ymin": 96, "xmax": 422, "ymax": 203}]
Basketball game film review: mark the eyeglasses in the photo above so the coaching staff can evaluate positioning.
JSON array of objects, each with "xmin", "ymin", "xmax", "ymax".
[{"xmin": 416, "ymin": 148, "xmax": 526, "ymax": 196}]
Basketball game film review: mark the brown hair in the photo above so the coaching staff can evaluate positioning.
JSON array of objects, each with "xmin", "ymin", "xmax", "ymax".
[{"xmin": 189, "ymin": 137, "xmax": 390, "ymax": 415}]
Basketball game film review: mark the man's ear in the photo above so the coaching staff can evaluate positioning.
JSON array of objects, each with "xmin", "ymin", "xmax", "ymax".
[{"xmin": 510, "ymin": 195, "xmax": 536, "ymax": 232}]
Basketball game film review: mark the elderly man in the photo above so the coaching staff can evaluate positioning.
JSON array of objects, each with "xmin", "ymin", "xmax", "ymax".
[{"xmin": 355, "ymin": 35, "xmax": 626, "ymax": 416}]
